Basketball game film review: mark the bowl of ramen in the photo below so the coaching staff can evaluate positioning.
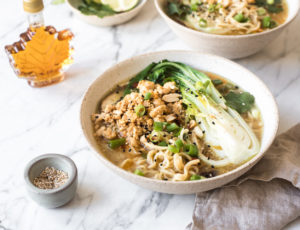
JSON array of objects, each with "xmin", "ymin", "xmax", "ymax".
[
  {"xmin": 154, "ymin": 0, "xmax": 299, "ymax": 59},
  {"xmin": 80, "ymin": 50, "xmax": 278, "ymax": 194}
]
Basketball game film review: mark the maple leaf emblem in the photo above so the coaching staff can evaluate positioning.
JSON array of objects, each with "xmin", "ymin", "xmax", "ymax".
[{"xmin": 5, "ymin": 26, "xmax": 74, "ymax": 87}]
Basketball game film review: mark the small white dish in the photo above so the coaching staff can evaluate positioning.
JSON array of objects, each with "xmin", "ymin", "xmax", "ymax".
[
  {"xmin": 24, "ymin": 154, "xmax": 78, "ymax": 208},
  {"xmin": 80, "ymin": 50, "xmax": 279, "ymax": 194},
  {"xmin": 154, "ymin": 0, "xmax": 300, "ymax": 59},
  {"xmin": 67, "ymin": 0, "xmax": 147, "ymax": 27}
]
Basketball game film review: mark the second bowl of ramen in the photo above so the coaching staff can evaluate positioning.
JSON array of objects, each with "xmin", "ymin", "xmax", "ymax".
[
  {"xmin": 155, "ymin": 0, "xmax": 299, "ymax": 59},
  {"xmin": 80, "ymin": 50, "xmax": 279, "ymax": 194}
]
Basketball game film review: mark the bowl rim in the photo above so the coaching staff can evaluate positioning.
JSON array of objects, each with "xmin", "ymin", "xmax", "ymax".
[
  {"xmin": 154, "ymin": 0, "xmax": 300, "ymax": 39},
  {"xmin": 24, "ymin": 153, "xmax": 78, "ymax": 194},
  {"xmin": 80, "ymin": 50, "xmax": 279, "ymax": 185},
  {"xmin": 66, "ymin": 0, "xmax": 148, "ymax": 19}
]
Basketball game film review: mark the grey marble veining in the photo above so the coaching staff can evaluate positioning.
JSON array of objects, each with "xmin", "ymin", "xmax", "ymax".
[{"xmin": 0, "ymin": 0, "xmax": 300, "ymax": 230}]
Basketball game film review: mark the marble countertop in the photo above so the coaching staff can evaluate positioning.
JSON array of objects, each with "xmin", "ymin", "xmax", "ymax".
[{"xmin": 1, "ymin": 1, "xmax": 300, "ymax": 229}]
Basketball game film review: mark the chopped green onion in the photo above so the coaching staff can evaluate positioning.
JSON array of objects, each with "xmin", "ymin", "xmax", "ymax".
[
  {"xmin": 190, "ymin": 175, "xmax": 206, "ymax": 180},
  {"xmin": 262, "ymin": 16, "xmax": 271, "ymax": 27},
  {"xmin": 212, "ymin": 79, "xmax": 223, "ymax": 86},
  {"xmin": 208, "ymin": 4, "xmax": 217, "ymax": 13},
  {"xmin": 168, "ymin": 145, "xmax": 180, "ymax": 153},
  {"xmin": 135, "ymin": 104, "xmax": 145, "ymax": 117},
  {"xmin": 175, "ymin": 139, "xmax": 183, "ymax": 149},
  {"xmin": 158, "ymin": 141, "xmax": 168, "ymax": 147},
  {"xmin": 234, "ymin": 13, "xmax": 248, "ymax": 23},
  {"xmin": 134, "ymin": 169, "xmax": 144, "ymax": 176},
  {"xmin": 149, "ymin": 131, "xmax": 162, "ymax": 143},
  {"xmin": 144, "ymin": 92, "xmax": 152, "ymax": 100},
  {"xmin": 173, "ymin": 127, "xmax": 182, "ymax": 137},
  {"xmin": 184, "ymin": 144, "xmax": 198, "ymax": 157},
  {"xmin": 191, "ymin": 3, "xmax": 198, "ymax": 11},
  {"xmin": 199, "ymin": 18, "xmax": 207, "ymax": 27},
  {"xmin": 154, "ymin": 122, "xmax": 164, "ymax": 131},
  {"xmin": 257, "ymin": 7, "xmax": 266, "ymax": 16},
  {"xmin": 166, "ymin": 123, "xmax": 179, "ymax": 132},
  {"xmin": 267, "ymin": 0, "xmax": 274, "ymax": 4},
  {"xmin": 190, "ymin": 175, "xmax": 201, "ymax": 180},
  {"xmin": 108, "ymin": 138, "xmax": 126, "ymax": 149}
]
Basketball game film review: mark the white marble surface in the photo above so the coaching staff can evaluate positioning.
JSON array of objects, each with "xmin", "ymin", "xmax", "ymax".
[{"xmin": 0, "ymin": 1, "xmax": 300, "ymax": 229}]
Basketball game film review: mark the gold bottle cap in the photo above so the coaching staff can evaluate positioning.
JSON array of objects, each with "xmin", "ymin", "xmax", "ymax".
[{"xmin": 23, "ymin": 0, "xmax": 44, "ymax": 13}]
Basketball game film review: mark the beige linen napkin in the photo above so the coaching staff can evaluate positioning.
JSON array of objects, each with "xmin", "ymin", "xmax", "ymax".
[{"xmin": 187, "ymin": 123, "xmax": 300, "ymax": 230}]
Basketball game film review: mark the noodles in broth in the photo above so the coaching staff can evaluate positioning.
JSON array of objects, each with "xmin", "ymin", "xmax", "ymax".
[{"xmin": 167, "ymin": 0, "xmax": 288, "ymax": 35}]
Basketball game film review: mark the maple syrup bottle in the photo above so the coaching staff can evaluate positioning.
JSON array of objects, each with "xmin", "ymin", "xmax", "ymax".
[{"xmin": 4, "ymin": 0, "xmax": 74, "ymax": 87}]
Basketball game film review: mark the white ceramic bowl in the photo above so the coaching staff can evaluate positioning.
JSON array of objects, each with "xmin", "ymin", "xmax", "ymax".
[
  {"xmin": 67, "ymin": 0, "xmax": 147, "ymax": 27},
  {"xmin": 155, "ymin": 0, "xmax": 300, "ymax": 59},
  {"xmin": 80, "ymin": 50, "xmax": 279, "ymax": 194}
]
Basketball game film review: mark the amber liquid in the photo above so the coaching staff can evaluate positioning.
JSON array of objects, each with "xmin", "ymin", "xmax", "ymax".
[{"xmin": 5, "ymin": 26, "xmax": 73, "ymax": 87}]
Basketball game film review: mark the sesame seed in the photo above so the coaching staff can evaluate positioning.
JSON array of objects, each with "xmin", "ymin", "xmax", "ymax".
[
  {"xmin": 202, "ymin": 130, "xmax": 205, "ymax": 134},
  {"xmin": 207, "ymin": 145, "xmax": 211, "ymax": 148},
  {"xmin": 211, "ymin": 165, "xmax": 215, "ymax": 168},
  {"xmin": 212, "ymin": 121, "xmax": 215, "ymax": 125}
]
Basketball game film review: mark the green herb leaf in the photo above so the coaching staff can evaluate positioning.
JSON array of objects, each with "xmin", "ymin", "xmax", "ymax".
[
  {"xmin": 167, "ymin": 1, "xmax": 191, "ymax": 18},
  {"xmin": 224, "ymin": 91, "xmax": 255, "ymax": 114},
  {"xmin": 255, "ymin": 0, "xmax": 283, "ymax": 13},
  {"xmin": 167, "ymin": 2, "xmax": 181, "ymax": 15},
  {"xmin": 78, "ymin": 0, "xmax": 115, "ymax": 18}
]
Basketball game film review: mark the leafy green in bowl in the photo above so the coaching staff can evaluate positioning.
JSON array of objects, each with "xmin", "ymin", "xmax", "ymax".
[
  {"xmin": 78, "ymin": 0, "xmax": 115, "ymax": 18},
  {"xmin": 78, "ymin": 0, "xmax": 140, "ymax": 18}
]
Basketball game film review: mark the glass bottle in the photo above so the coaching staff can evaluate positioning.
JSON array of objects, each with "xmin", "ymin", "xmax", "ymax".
[{"xmin": 4, "ymin": 0, "xmax": 74, "ymax": 87}]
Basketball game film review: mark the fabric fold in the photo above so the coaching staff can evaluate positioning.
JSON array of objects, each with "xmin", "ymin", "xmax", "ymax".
[{"xmin": 188, "ymin": 124, "xmax": 300, "ymax": 230}]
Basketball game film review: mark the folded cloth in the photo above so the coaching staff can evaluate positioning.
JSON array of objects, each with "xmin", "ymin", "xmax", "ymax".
[{"xmin": 187, "ymin": 124, "xmax": 300, "ymax": 230}]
